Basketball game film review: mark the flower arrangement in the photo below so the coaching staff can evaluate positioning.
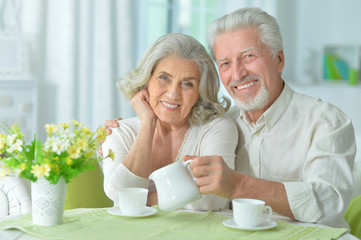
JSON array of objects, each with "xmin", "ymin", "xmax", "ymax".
[{"xmin": 0, "ymin": 120, "xmax": 113, "ymax": 184}]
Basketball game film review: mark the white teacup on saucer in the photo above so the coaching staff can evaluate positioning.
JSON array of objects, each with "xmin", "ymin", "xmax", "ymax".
[
  {"xmin": 232, "ymin": 198, "xmax": 273, "ymax": 228},
  {"xmin": 117, "ymin": 187, "xmax": 149, "ymax": 215},
  {"xmin": 223, "ymin": 218, "xmax": 277, "ymax": 231},
  {"xmin": 107, "ymin": 206, "xmax": 157, "ymax": 218}
]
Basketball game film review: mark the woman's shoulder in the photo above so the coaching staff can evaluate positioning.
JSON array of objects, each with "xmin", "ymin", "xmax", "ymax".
[
  {"xmin": 193, "ymin": 116, "xmax": 237, "ymax": 133},
  {"xmin": 184, "ymin": 116, "xmax": 239, "ymax": 151},
  {"xmin": 116, "ymin": 117, "xmax": 140, "ymax": 129},
  {"xmin": 209, "ymin": 116, "xmax": 236, "ymax": 126},
  {"xmin": 106, "ymin": 117, "xmax": 140, "ymax": 142}
]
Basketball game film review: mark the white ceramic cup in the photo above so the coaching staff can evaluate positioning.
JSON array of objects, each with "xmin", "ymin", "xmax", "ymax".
[
  {"xmin": 148, "ymin": 160, "xmax": 202, "ymax": 212},
  {"xmin": 118, "ymin": 187, "xmax": 149, "ymax": 215},
  {"xmin": 232, "ymin": 198, "xmax": 272, "ymax": 228}
]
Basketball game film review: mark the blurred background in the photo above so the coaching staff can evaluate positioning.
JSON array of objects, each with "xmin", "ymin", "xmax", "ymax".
[{"xmin": 0, "ymin": 0, "xmax": 360, "ymax": 155}]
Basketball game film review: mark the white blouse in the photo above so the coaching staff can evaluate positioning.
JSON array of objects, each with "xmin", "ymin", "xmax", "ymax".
[{"xmin": 102, "ymin": 116, "xmax": 238, "ymax": 211}]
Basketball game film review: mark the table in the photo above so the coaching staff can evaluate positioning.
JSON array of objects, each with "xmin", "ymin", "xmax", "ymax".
[{"xmin": 0, "ymin": 208, "xmax": 359, "ymax": 240}]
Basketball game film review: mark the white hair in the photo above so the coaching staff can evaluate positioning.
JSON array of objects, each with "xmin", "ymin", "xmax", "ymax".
[
  {"xmin": 117, "ymin": 33, "xmax": 230, "ymax": 125},
  {"xmin": 207, "ymin": 7, "xmax": 283, "ymax": 59}
]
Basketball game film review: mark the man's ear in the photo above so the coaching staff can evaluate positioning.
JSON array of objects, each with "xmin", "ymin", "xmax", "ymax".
[{"xmin": 277, "ymin": 50, "xmax": 285, "ymax": 73}]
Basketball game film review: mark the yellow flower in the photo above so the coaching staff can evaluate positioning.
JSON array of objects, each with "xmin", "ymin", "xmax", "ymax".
[
  {"xmin": 76, "ymin": 137, "xmax": 88, "ymax": 151},
  {"xmin": 68, "ymin": 145, "xmax": 81, "ymax": 159},
  {"xmin": 108, "ymin": 149, "xmax": 115, "ymax": 160},
  {"xmin": 0, "ymin": 166, "xmax": 7, "ymax": 178},
  {"xmin": 96, "ymin": 127, "xmax": 107, "ymax": 142},
  {"xmin": 66, "ymin": 157, "xmax": 73, "ymax": 165},
  {"xmin": 20, "ymin": 163, "xmax": 27, "ymax": 171},
  {"xmin": 59, "ymin": 122, "xmax": 71, "ymax": 130},
  {"xmin": 84, "ymin": 150, "xmax": 95, "ymax": 159},
  {"xmin": 0, "ymin": 134, "xmax": 5, "ymax": 151},
  {"xmin": 31, "ymin": 164, "xmax": 51, "ymax": 178},
  {"xmin": 81, "ymin": 127, "xmax": 92, "ymax": 136},
  {"xmin": 71, "ymin": 120, "xmax": 83, "ymax": 128},
  {"xmin": 10, "ymin": 125, "xmax": 24, "ymax": 138},
  {"xmin": 45, "ymin": 124, "xmax": 58, "ymax": 135},
  {"xmin": 1, "ymin": 120, "xmax": 102, "ymax": 184},
  {"xmin": 51, "ymin": 164, "xmax": 60, "ymax": 174}
]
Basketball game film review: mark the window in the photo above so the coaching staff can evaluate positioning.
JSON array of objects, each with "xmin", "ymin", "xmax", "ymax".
[{"xmin": 135, "ymin": 0, "xmax": 217, "ymax": 61}]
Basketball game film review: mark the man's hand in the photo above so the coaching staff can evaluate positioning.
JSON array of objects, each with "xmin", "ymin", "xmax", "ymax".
[
  {"xmin": 98, "ymin": 118, "xmax": 122, "ymax": 156},
  {"xmin": 185, "ymin": 155, "xmax": 294, "ymax": 218},
  {"xmin": 185, "ymin": 155, "xmax": 239, "ymax": 199}
]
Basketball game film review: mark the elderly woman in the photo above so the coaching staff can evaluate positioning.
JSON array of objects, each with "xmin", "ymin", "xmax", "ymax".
[{"xmin": 101, "ymin": 33, "xmax": 238, "ymax": 211}]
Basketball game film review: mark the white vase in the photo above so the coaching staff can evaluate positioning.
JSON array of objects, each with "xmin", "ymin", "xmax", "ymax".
[{"xmin": 31, "ymin": 177, "xmax": 67, "ymax": 226}]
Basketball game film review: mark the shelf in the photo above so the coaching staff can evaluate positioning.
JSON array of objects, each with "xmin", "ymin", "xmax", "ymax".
[{"xmin": 323, "ymin": 45, "xmax": 360, "ymax": 85}]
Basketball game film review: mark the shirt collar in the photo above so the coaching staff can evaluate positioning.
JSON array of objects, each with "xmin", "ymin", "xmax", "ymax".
[{"xmin": 239, "ymin": 82, "xmax": 294, "ymax": 132}]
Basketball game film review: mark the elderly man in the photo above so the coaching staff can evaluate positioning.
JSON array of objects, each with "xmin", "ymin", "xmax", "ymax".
[
  {"xmin": 188, "ymin": 7, "xmax": 355, "ymax": 229},
  {"xmin": 102, "ymin": 7, "xmax": 356, "ymax": 229}
]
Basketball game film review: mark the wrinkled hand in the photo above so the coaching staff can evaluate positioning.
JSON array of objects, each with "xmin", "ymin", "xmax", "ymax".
[
  {"xmin": 98, "ymin": 118, "xmax": 122, "ymax": 156},
  {"xmin": 185, "ymin": 155, "xmax": 237, "ymax": 199},
  {"xmin": 131, "ymin": 89, "xmax": 157, "ymax": 124}
]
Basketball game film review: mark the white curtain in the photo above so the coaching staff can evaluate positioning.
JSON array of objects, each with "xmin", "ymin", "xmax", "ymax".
[
  {"xmin": 3, "ymin": 0, "xmax": 278, "ymax": 140},
  {"xmin": 19, "ymin": 0, "xmax": 135, "ymax": 140}
]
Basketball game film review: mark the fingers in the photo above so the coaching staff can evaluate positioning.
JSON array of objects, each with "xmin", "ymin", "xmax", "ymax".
[
  {"xmin": 105, "ymin": 128, "xmax": 112, "ymax": 136},
  {"xmin": 189, "ymin": 156, "xmax": 224, "ymax": 173},
  {"xmin": 131, "ymin": 90, "xmax": 157, "ymax": 122},
  {"xmin": 103, "ymin": 118, "xmax": 122, "ymax": 136},
  {"xmin": 188, "ymin": 156, "xmax": 233, "ymax": 198},
  {"xmin": 98, "ymin": 147, "xmax": 103, "ymax": 156},
  {"xmin": 195, "ymin": 173, "xmax": 224, "ymax": 196},
  {"xmin": 99, "ymin": 117, "xmax": 122, "ymax": 156},
  {"xmin": 132, "ymin": 89, "xmax": 150, "ymax": 104},
  {"xmin": 191, "ymin": 164, "xmax": 212, "ymax": 178},
  {"xmin": 183, "ymin": 155, "xmax": 197, "ymax": 161},
  {"xmin": 104, "ymin": 119, "xmax": 121, "ymax": 129}
]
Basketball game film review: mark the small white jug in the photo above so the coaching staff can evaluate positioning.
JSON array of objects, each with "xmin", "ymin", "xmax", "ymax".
[{"xmin": 148, "ymin": 160, "xmax": 202, "ymax": 212}]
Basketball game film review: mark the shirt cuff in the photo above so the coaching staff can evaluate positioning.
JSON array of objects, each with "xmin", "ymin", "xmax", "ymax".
[
  {"xmin": 283, "ymin": 181, "xmax": 322, "ymax": 222},
  {"xmin": 184, "ymin": 194, "xmax": 230, "ymax": 211},
  {"xmin": 106, "ymin": 164, "xmax": 150, "ymax": 202}
]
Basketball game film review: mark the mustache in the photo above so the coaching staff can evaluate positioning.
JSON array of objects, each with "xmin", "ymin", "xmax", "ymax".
[{"xmin": 229, "ymin": 75, "xmax": 261, "ymax": 89}]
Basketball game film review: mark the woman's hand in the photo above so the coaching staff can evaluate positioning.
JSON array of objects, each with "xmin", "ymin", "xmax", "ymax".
[
  {"xmin": 98, "ymin": 118, "xmax": 122, "ymax": 156},
  {"xmin": 131, "ymin": 89, "xmax": 157, "ymax": 125}
]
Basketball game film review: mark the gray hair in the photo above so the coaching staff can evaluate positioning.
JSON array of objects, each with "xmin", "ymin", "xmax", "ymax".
[
  {"xmin": 117, "ymin": 33, "xmax": 230, "ymax": 125},
  {"xmin": 207, "ymin": 7, "xmax": 283, "ymax": 59}
]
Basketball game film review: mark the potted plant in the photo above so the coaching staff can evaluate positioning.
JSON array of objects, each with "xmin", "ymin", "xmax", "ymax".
[{"xmin": 0, "ymin": 120, "xmax": 113, "ymax": 225}]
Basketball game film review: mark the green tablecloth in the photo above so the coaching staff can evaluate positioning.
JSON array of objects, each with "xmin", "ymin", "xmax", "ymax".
[{"xmin": 0, "ymin": 208, "xmax": 348, "ymax": 240}]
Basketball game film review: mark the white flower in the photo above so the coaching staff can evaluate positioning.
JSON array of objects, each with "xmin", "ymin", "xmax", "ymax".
[
  {"xmin": 7, "ymin": 139, "xmax": 24, "ymax": 153},
  {"xmin": 51, "ymin": 138, "xmax": 70, "ymax": 155},
  {"xmin": 0, "ymin": 138, "xmax": 5, "ymax": 151},
  {"xmin": 44, "ymin": 136, "xmax": 55, "ymax": 151},
  {"xmin": 6, "ymin": 134, "xmax": 17, "ymax": 146},
  {"xmin": 64, "ymin": 132, "xmax": 76, "ymax": 142}
]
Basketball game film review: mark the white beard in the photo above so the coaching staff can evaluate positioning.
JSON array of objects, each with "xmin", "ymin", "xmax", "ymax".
[{"xmin": 231, "ymin": 76, "xmax": 269, "ymax": 111}]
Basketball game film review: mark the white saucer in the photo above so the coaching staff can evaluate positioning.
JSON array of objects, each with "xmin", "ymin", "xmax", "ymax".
[
  {"xmin": 107, "ymin": 207, "xmax": 157, "ymax": 218},
  {"xmin": 223, "ymin": 218, "xmax": 277, "ymax": 231}
]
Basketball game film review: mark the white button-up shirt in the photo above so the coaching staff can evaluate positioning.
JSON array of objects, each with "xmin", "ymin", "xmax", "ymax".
[{"xmin": 227, "ymin": 83, "xmax": 356, "ymax": 229}]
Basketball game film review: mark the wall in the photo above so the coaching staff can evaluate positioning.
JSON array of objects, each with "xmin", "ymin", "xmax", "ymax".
[
  {"xmin": 278, "ymin": 0, "xmax": 361, "ymax": 162},
  {"xmin": 278, "ymin": 0, "xmax": 361, "ymax": 83}
]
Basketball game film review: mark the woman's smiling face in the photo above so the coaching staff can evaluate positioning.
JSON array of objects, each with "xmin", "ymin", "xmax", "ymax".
[{"xmin": 147, "ymin": 55, "xmax": 201, "ymax": 127}]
